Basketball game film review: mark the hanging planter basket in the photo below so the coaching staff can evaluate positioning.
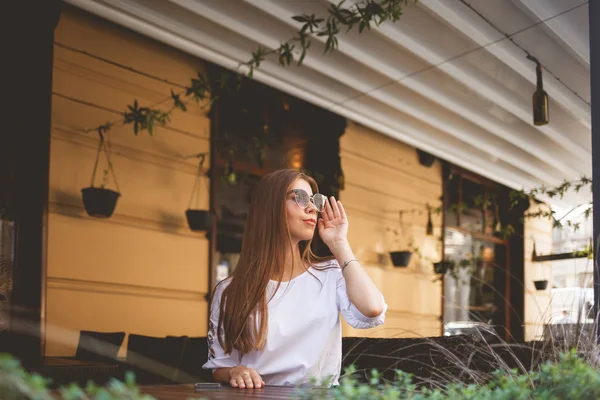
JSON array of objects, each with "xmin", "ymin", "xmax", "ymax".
[
  {"xmin": 186, "ymin": 209, "xmax": 212, "ymax": 232},
  {"xmin": 390, "ymin": 251, "xmax": 412, "ymax": 267},
  {"xmin": 416, "ymin": 149, "xmax": 435, "ymax": 167},
  {"xmin": 534, "ymin": 280, "xmax": 548, "ymax": 291},
  {"xmin": 433, "ymin": 260, "xmax": 452, "ymax": 275},
  {"xmin": 186, "ymin": 154, "xmax": 212, "ymax": 232},
  {"xmin": 82, "ymin": 187, "xmax": 120, "ymax": 218},
  {"xmin": 81, "ymin": 131, "xmax": 121, "ymax": 218}
]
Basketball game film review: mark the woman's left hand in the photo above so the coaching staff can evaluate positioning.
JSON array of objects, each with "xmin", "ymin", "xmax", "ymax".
[{"xmin": 318, "ymin": 196, "xmax": 349, "ymax": 250}]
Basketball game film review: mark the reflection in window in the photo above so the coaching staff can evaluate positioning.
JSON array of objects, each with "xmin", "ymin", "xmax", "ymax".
[{"xmin": 443, "ymin": 228, "xmax": 506, "ymax": 336}]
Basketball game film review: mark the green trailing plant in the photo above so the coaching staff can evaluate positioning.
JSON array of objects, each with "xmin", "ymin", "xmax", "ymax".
[
  {"xmin": 433, "ymin": 177, "xmax": 592, "ymax": 243},
  {"xmin": 81, "ymin": 0, "xmax": 412, "ymax": 142},
  {"xmin": 70, "ymin": 0, "xmax": 412, "ymax": 196},
  {"xmin": 432, "ymin": 258, "xmax": 473, "ymax": 284},
  {"xmin": 510, "ymin": 176, "xmax": 592, "ymax": 232},
  {"xmin": 573, "ymin": 242, "xmax": 594, "ymax": 259},
  {"xmin": 244, "ymin": 0, "xmax": 410, "ymax": 77}
]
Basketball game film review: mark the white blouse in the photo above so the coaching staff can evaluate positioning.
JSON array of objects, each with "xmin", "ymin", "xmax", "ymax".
[{"xmin": 202, "ymin": 260, "xmax": 387, "ymax": 386}]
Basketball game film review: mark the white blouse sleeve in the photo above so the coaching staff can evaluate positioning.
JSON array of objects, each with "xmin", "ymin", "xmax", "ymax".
[
  {"xmin": 335, "ymin": 268, "xmax": 387, "ymax": 329},
  {"xmin": 202, "ymin": 281, "xmax": 242, "ymax": 371}
]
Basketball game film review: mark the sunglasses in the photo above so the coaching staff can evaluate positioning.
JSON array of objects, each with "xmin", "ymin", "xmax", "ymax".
[{"xmin": 287, "ymin": 189, "xmax": 327, "ymax": 212}]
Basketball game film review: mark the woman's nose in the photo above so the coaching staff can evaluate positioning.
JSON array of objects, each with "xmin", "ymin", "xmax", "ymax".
[{"xmin": 306, "ymin": 202, "xmax": 318, "ymax": 213}]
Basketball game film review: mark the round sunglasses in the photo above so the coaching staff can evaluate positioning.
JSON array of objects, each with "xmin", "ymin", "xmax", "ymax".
[{"xmin": 287, "ymin": 189, "xmax": 327, "ymax": 212}]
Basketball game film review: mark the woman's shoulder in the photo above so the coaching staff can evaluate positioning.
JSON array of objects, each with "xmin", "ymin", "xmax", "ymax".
[
  {"xmin": 212, "ymin": 277, "xmax": 232, "ymax": 300},
  {"xmin": 310, "ymin": 259, "xmax": 341, "ymax": 279},
  {"xmin": 312, "ymin": 258, "xmax": 340, "ymax": 268}
]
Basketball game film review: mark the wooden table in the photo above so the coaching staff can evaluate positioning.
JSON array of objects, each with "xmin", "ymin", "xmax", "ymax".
[
  {"xmin": 32, "ymin": 357, "xmax": 120, "ymax": 387},
  {"xmin": 141, "ymin": 384, "xmax": 328, "ymax": 399}
]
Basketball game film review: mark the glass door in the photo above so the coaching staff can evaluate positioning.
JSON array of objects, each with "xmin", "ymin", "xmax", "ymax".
[{"xmin": 442, "ymin": 228, "xmax": 509, "ymax": 339}]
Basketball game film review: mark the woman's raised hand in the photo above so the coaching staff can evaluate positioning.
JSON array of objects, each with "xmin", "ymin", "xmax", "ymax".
[{"xmin": 318, "ymin": 196, "xmax": 349, "ymax": 251}]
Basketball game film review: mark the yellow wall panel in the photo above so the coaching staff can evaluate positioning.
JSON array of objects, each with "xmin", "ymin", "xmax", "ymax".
[
  {"xmin": 46, "ymin": 285, "xmax": 207, "ymax": 357},
  {"xmin": 47, "ymin": 213, "xmax": 208, "ymax": 294},
  {"xmin": 523, "ymin": 202, "xmax": 553, "ymax": 341},
  {"xmin": 47, "ymin": 6, "xmax": 211, "ymax": 355},
  {"xmin": 341, "ymin": 122, "xmax": 442, "ymax": 184},
  {"xmin": 342, "ymin": 153, "xmax": 441, "ymax": 207},
  {"xmin": 341, "ymin": 121, "xmax": 443, "ymax": 338},
  {"xmin": 54, "ymin": 7, "xmax": 205, "ymax": 91}
]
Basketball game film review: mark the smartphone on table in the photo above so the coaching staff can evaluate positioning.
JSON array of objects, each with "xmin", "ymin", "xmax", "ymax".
[{"xmin": 194, "ymin": 382, "xmax": 222, "ymax": 391}]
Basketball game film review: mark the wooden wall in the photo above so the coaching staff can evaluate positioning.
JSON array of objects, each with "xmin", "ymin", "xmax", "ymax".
[
  {"xmin": 47, "ymin": 6, "xmax": 550, "ymax": 355},
  {"xmin": 47, "ymin": 6, "xmax": 210, "ymax": 356},
  {"xmin": 340, "ymin": 122, "xmax": 443, "ymax": 338},
  {"xmin": 523, "ymin": 202, "xmax": 554, "ymax": 341}
]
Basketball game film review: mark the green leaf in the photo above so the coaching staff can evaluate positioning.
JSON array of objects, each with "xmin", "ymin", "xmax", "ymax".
[
  {"xmin": 186, "ymin": 73, "xmax": 210, "ymax": 103},
  {"xmin": 278, "ymin": 42, "xmax": 295, "ymax": 66},
  {"xmin": 292, "ymin": 15, "xmax": 307, "ymax": 23},
  {"xmin": 298, "ymin": 47, "xmax": 308, "ymax": 66}
]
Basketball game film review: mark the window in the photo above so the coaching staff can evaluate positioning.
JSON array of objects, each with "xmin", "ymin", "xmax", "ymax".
[{"xmin": 442, "ymin": 166, "xmax": 515, "ymax": 340}]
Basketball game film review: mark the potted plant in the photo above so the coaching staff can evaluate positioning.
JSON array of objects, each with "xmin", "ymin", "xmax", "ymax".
[
  {"xmin": 390, "ymin": 247, "xmax": 413, "ymax": 268},
  {"xmin": 433, "ymin": 259, "xmax": 454, "ymax": 275},
  {"xmin": 534, "ymin": 280, "xmax": 548, "ymax": 291},
  {"xmin": 386, "ymin": 224, "xmax": 417, "ymax": 268},
  {"xmin": 185, "ymin": 154, "xmax": 212, "ymax": 232},
  {"xmin": 416, "ymin": 149, "xmax": 435, "ymax": 167},
  {"xmin": 81, "ymin": 133, "xmax": 120, "ymax": 218},
  {"xmin": 186, "ymin": 209, "xmax": 212, "ymax": 231},
  {"xmin": 442, "ymin": 258, "xmax": 474, "ymax": 284}
]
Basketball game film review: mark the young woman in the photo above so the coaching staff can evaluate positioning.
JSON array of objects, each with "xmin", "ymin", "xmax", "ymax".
[{"xmin": 202, "ymin": 169, "xmax": 386, "ymax": 388}]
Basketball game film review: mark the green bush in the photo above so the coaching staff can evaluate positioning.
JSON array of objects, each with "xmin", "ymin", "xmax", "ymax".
[
  {"xmin": 298, "ymin": 350, "xmax": 600, "ymax": 400},
  {"xmin": 0, "ymin": 353, "xmax": 156, "ymax": 400},
  {"xmin": 2, "ymin": 350, "xmax": 600, "ymax": 399}
]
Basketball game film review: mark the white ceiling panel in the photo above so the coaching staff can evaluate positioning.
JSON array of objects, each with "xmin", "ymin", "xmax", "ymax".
[{"xmin": 63, "ymin": 0, "xmax": 592, "ymax": 208}]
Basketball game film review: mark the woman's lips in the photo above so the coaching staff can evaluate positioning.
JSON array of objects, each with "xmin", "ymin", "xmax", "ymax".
[{"xmin": 303, "ymin": 219, "xmax": 316, "ymax": 226}]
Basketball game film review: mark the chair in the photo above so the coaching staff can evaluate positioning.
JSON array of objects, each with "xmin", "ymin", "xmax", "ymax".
[
  {"xmin": 75, "ymin": 330, "xmax": 125, "ymax": 364},
  {"xmin": 172, "ymin": 336, "xmax": 213, "ymax": 383},
  {"xmin": 341, "ymin": 335, "xmax": 484, "ymax": 385},
  {"xmin": 124, "ymin": 334, "xmax": 187, "ymax": 384}
]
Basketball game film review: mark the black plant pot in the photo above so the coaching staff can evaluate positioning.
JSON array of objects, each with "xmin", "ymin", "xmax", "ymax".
[
  {"xmin": 81, "ymin": 187, "xmax": 120, "ymax": 218},
  {"xmin": 417, "ymin": 149, "xmax": 435, "ymax": 167},
  {"xmin": 390, "ymin": 251, "xmax": 412, "ymax": 267},
  {"xmin": 534, "ymin": 280, "xmax": 548, "ymax": 291},
  {"xmin": 433, "ymin": 261, "xmax": 451, "ymax": 275},
  {"xmin": 185, "ymin": 209, "xmax": 212, "ymax": 232}
]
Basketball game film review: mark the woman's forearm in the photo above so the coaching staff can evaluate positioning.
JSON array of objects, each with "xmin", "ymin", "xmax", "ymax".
[{"xmin": 331, "ymin": 241, "xmax": 385, "ymax": 318}]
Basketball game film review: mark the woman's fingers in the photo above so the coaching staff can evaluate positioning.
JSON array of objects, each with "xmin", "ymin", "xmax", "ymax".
[
  {"xmin": 243, "ymin": 374, "xmax": 254, "ymax": 388},
  {"xmin": 318, "ymin": 218, "xmax": 324, "ymax": 231},
  {"xmin": 330, "ymin": 196, "xmax": 341, "ymax": 219},
  {"xmin": 338, "ymin": 200, "xmax": 347, "ymax": 220},
  {"xmin": 230, "ymin": 367, "xmax": 264, "ymax": 389},
  {"xmin": 236, "ymin": 376, "xmax": 246, "ymax": 388},
  {"xmin": 321, "ymin": 207, "xmax": 329, "ymax": 222},
  {"xmin": 250, "ymin": 370, "xmax": 263, "ymax": 388},
  {"xmin": 325, "ymin": 196, "xmax": 334, "ymax": 220}
]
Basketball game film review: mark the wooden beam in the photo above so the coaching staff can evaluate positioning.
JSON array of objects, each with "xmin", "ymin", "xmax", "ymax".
[
  {"xmin": 590, "ymin": 0, "xmax": 600, "ymax": 343},
  {"xmin": 3, "ymin": 0, "xmax": 62, "ymax": 365}
]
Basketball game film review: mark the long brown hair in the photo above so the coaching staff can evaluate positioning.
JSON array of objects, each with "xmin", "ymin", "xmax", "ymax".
[{"xmin": 217, "ymin": 169, "xmax": 328, "ymax": 355}]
